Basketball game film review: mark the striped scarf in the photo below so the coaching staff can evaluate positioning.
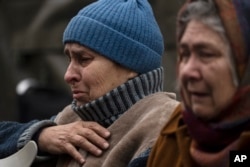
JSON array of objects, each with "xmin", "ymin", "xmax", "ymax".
[{"xmin": 71, "ymin": 67, "xmax": 164, "ymax": 128}]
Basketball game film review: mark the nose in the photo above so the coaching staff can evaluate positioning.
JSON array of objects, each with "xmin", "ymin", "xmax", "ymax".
[
  {"xmin": 179, "ymin": 55, "xmax": 202, "ymax": 82},
  {"xmin": 64, "ymin": 62, "xmax": 80, "ymax": 85}
]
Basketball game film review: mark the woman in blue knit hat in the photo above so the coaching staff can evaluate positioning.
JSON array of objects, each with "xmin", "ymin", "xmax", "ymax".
[
  {"xmin": 147, "ymin": 0, "xmax": 250, "ymax": 166},
  {"xmin": 0, "ymin": 0, "xmax": 178, "ymax": 166},
  {"xmin": 26, "ymin": 0, "xmax": 179, "ymax": 166}
]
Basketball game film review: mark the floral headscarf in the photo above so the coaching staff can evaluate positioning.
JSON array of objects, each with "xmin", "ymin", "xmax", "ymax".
[{"xmin": 215, "ymin": 0, "xmax": 250, "ymax": 83}]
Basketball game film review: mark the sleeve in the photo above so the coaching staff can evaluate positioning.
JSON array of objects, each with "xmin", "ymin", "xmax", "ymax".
[
  {"xmin": 128, "ymin": 148, "xmax": 151, "ymax": 167},
  {"xmin": 17, "ymin": 119, "xmax": 57, "ymax": 161},
  {"xmin": 0, "ymin": 120, "xmax": 42, "ymax": 158},
  {"xmin": 17, "ymin": 120, "xmax": 56, "ymax": 150}
]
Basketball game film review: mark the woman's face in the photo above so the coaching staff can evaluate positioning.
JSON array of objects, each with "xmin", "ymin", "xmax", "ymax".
[
  {"xmin": 64, "ymin": 43, "xmax": 137, "ymax": 106},
  {"xmin": 178, "ymin": 20, "xmax": 237, "ymax": 120}
]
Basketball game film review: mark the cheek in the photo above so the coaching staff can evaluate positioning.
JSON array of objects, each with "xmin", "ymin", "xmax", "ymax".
[
  {"xmin": 86, "ymin": 69, "xmax": 105, "ymax": 88},
  {"xmin": 208, "ymin": 64, "xmax": 236, "ymax": 111},
  {"xmin": 87, "ymin": 77, "xmax": 105, "ymax": 100},
  {"xmin": 86, "ymin": 68, "xmax": 113, "ymax": 99},
  {"xmin": 81, "ymin": 67, "xmax": 99, "ymax": 89},
  {"xmin": 212, "ymin": 80, "xmax": 235, "ymax": 112}
]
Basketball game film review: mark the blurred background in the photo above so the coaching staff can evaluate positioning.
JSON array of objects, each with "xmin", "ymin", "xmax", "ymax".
[{"xmin": 0, "ymin": 0, "xmax": 184, "ymax": 122}]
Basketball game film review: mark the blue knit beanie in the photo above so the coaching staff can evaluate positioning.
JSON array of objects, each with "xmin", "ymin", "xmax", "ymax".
[{"xmin": 63, "ymin": 0, "xmax": 164, "ymax": 73}]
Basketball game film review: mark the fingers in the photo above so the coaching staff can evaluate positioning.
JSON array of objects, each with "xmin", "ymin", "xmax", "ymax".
[
  {"xmin": 37, "ymin": 121, "xmax": 111, "ymax": 164},
  {"xmin": 63, "ymin": 143, "xmax": 85, "ymax": 165},
  {"xmin": 78, "ymin": 123, "xmax": 110, "ymax": 149},
  {"xmin": 64, "ymin": 122, "xmax": 110, "ymax": 163},
  {"xmin": 73, "ymin": 132, "xmax": 109, "ymax": 156},
  {"xmin": 82, "ymin": 122, "xmax": 110, "ymax": 139}
]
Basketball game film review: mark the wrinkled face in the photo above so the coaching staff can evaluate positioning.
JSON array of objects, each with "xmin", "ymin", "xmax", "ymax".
[
  {"xmin": 64, "ymin": 43, "xmax": 137, "ymax": 106},
  {"xmin": 178, "ymin": 20, "xmax": 237, "ymax": 120}
]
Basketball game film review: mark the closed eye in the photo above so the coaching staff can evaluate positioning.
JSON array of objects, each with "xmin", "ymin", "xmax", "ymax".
[{"xmin": 179, "ymin": 47, "xmax": 190, "ymax": 62}]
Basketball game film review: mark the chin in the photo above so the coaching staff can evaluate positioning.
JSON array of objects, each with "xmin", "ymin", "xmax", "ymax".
[
  {"xmin": 75, "ymin": 100, "xmax": 84, "ymax": 106},
  {"xmin": 192, "ymin": 107, "xmax": 214, "ymax": 121}
]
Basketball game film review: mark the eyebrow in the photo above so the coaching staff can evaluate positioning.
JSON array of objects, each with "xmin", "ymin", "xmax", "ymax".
[{"xmin": 179, "ymin": 42, "xmax": 219, "ymax": 51}]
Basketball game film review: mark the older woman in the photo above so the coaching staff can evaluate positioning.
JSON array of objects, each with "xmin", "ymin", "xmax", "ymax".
[
  {"xmin": 147, "ymin": 0, "xmax": 250, "ymax": 166},
  {"xmin": 29, "ymin": 0, "xmax": 179, "ymax": 166},
  {"xmin": 0, "ymin": 0, "xmax": 179, "ymax": 166}
]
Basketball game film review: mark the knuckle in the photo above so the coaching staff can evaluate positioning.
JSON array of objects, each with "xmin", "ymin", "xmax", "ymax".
[
  {"xmin": 83, "ymin": 130, "xmax": 94, "ymax": 139},
  {"xmin": 76, "ymin": 137, "xmax": 88, "ymax": 146}
]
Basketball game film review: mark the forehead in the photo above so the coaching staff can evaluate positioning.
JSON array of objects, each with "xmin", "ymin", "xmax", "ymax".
[
  {"xmin": 64, "ymin": 43, "xmax": 98, "ymax": 56},
  {"xmin": 180, "ymin": 20, "xmax": 226, "ymax": 48}
]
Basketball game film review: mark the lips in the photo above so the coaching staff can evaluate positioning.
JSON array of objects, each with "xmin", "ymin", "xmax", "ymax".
[
  {"xmin": 72, "ymin": 90, "xmax": 85, "ymax": 99},
  {"xmin": 187, "ymin": 85, "xmax": 209, "ymax": 97},
  {"xmin": 191, "ymin": 92, "xmax": 208, "ymax": 96},
  {"xmin": 190, "ymin": 91, "xmax": 209, "ymax": 103}
]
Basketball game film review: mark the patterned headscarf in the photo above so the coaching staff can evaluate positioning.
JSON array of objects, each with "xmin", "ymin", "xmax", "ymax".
[{"xmin": 215, "ymin": 0, "xmax": 250, "ymax": 84}]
